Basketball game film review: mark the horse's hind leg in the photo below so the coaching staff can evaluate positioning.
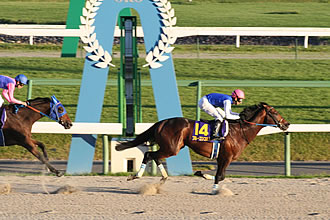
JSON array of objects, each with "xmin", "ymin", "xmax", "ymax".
[
  {"xmin": 128, "ymin": 151, "xmax": 168, "ymax": 181},
  {"xmin": 22, "ymin": 142, "xmax": 63, "ymax": 177},
  {"xmin": 128, "ymin": 151, "xmax": 154, "ymax": 181}
]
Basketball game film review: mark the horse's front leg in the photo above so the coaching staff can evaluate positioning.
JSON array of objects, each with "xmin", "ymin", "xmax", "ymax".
[
  {"xmin": 211, "ymin": 156, "xmax": 232, "ymax": 195},
  {"xmin": 23, "ymin": 142, "xmax": 63, "ymax": 177},
  {"xmin": 33, "ymin": 139, "xmax": 49, "ymax": 161}
]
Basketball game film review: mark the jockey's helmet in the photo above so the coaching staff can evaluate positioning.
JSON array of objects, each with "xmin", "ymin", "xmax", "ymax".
[
  {"xmin": 232, "ymin": 89, "xmax": 245, "ymax": 99},
  {"xmin": 15, "ymin": 74, "xmax": 28, "ymax": 85}
]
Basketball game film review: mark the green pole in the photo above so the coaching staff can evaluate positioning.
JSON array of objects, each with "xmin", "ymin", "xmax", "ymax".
[
  {"xmin": 102, "ymin": 135, "xmax": 109, "ymax": 174},
  {"xmin": 137, "ymin": 70, "xmax": 142, "ymax": 123},
  {"xmin": 61, "ymin": 0, "xmax": 85, "ymax": 57},
  {"xmin": 27, "ymin": 79, "xmax": 33, "ymax": 100},
  {"xmin": 118, "ymin": 69, "xmax": 125, "ymax": 124},
  {"xmin": 196, "ymin": 81, "xmax": 202, "ymax": 121},
  {"xmin": 284, "ymin": 132, "xmax": 291, "ymax": 176},
  {"xmin": 151, "ymin": 145, "xmax": 157, "ymax": 176}
]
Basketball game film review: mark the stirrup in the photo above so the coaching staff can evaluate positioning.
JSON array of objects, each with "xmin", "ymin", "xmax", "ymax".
[{"xmin": 211, "ymin": 135, "xmax": 224, "ymax": 141}]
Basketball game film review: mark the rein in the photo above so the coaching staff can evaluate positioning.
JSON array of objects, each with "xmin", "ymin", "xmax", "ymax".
[
  {"xmin": 243, "ymin": 120, "xmax": 278, "ymax": 127},
  {"xmin": 26, "ymin": 105, "xmax": 59, "ymax": 122},
  {"xmin": 243, "ymin": 107, "xmax": 280, "ymax": 128},
  {"xmin": 240, "ymin": 105, "xmax": 282, "ymax": 144}
]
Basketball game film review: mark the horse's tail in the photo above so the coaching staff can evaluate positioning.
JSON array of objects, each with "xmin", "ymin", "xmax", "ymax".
[{"xmin": 115, "ymin": 122, "xmax": 159, "ymax": 151}]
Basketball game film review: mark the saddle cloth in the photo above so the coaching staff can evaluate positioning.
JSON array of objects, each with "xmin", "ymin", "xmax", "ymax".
[{"xmin": 191, "ymin": 120, "xmax": 229, "ymax": 142}]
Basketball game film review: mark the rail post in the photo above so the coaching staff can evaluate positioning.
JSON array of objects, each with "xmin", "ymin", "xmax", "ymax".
[
  {"xmin": 151, "ymin": 144, "xmax": 157, "ymax": 176},
  {"xmin": 284, "ymin": 132, "xmax": 291, "ymax": 176},
  {"xmin": 236, "ymin": 35, "xmax": 240, "ymax": 48},
  {"xmin": 102, "ymin": 135, "xmax": 109, "ymax": 174},
  {"xmin": 27, "ymin": 79, "xmax": 33, "ymax": 100},
  {"xmin": 196, "ymin": 81, "xmax": 202, "ymax": 121}
]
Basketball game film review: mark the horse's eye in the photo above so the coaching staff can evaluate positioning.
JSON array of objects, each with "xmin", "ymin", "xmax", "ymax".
[{"xmin": 58, "ymin": 107, "xmax": 64, "ymax": 113}]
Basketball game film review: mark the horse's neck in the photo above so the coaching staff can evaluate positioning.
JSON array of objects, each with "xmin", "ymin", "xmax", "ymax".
[
  {"xmin": 241, "ymin": 110, "xmax": 267, "ymax": 141},
  {"xmin": 28, "ymin": 102, "xmax": 50, "ymax": 121}
]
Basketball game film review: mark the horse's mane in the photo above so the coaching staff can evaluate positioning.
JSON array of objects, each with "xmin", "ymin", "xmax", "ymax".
[
  {"xmin": 28, "ymin": 97, "xmax": 51, "ymax": 105},
  {"xmin": 239, "ymin": 102, "xmax": 268, "ymax": 121}
]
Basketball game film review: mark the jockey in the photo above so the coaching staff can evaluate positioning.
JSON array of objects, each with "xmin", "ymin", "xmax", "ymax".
[
  {"xmin": 0, "ymin": 74, "xmax": 28, "ymax": 107},
  {"xmin": 198, "ymin": 89, "xmax": 245, "ymax": 139}
]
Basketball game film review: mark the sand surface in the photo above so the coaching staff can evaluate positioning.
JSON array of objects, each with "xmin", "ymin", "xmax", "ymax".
[{"xmin": 0, "ymin": 176, "xmax": 329, "ymax": 219}]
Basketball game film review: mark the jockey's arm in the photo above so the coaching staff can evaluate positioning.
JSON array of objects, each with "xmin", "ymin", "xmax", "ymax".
[
  {"xmin": 3, "ymin": 83, "xmax": 26, "ymax": 105},
  {"xmin": 223, "ymin": 100, "xmax": 240, "ymax": 120}
]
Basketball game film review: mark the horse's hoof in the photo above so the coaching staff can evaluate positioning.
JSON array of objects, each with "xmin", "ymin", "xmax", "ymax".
[
  {"xmin": 211, "ymin": 189, "xmax": 219, "ymax": 195},
  {"xmin": 127, "ymin": 175, "xmax": 139, "ymax": 181},
  {"xmin": 160, "ymin": 177, "xmax": 168, "ymax": 184},
  {"xmin": 202, "ymin": 174, "xmax": 215, "ymax": 180},
  {"xmin": 56, "ymin": 171, "xmax": 64, "ymax": 177},
  {"xmin": 194, "ymin": 171, "xmax": 203, "ymax": 177}
]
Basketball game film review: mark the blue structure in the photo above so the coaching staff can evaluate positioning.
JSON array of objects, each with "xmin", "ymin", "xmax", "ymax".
[{"xmin": 67, "ymin": 0, "xmax": 192, "ymax": 176}]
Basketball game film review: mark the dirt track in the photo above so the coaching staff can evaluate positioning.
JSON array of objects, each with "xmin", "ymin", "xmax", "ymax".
[{"xmin": 0, "ymin": 176, "xmax": 329, "ymax": 219}]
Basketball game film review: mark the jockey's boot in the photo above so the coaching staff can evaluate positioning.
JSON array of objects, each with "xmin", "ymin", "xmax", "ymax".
[{"xmin": 211, "ymin": 120, "xmax": 221, "ymax": 140}]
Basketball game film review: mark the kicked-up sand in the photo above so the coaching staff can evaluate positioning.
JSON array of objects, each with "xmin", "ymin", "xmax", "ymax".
[{"xmin": 0, "ymin": 176, "xmax": 329, "ymax": 219}]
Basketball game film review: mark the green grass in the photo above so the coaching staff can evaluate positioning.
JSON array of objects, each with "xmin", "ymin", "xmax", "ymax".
[
  {"xmin": 0, "ymin": 0, "xmax": 329, "ymax": 162},
  {"xmin": 0, "ymin": 56, "xmax": 328, "ymax": 161},
  {"xmin": 1, "ymin": 1, "xmax": 330, "ymax": 27}
]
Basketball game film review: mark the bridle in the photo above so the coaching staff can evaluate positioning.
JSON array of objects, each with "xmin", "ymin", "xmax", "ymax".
[
  {"xmin": 26, "ymin": 97, "xmax": 67, "ymax": 123},
  {"xmin": 244, "ymin": 106, "xmax": 283, "ymax": 128},
  {"xmin": 241, "ymin": 105, "xmax": 284, "ymax": 144}
]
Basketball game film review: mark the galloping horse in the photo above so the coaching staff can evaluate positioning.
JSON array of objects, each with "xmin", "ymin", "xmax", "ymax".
[
  {"xmin": 116, "ymin": 102, "xmax": 290, "ymax": 194},
  {"xmin": 1, "ymin": 96, "xmax": 72, "ymax": 176}
]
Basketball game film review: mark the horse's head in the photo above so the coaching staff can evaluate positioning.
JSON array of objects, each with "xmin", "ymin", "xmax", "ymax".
[
  {"xmin": 261, "ymin": 103, "xmax": 290, "ymax": 131},
  {"xmin": 49, "ymin": 96, "xmax": 73, "ymax": 129},
  {"xmin": 240, "ymin": 102, "xmax": 290, "ymax": 131},
  {"xmin": 28, "ymin": 96, "xmax": 73, "ymax": 129}
]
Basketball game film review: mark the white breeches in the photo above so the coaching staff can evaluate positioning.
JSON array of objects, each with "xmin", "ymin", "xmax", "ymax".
[
  {"xmin": 0, "ymin": 96, "xmax": 4, "ymax": 107},
  {"xmin": 198, "ymin": 96, "xmax": 225, "ymax": 122}
]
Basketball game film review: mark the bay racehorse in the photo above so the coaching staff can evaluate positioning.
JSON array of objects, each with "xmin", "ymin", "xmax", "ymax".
[
  {"xmin": 116, "ymin": 102, "xmax": 290, "ymax": 194},
  {"xmin": 1, "ymin": 96, "xmax": 72, "ymax": 176}
]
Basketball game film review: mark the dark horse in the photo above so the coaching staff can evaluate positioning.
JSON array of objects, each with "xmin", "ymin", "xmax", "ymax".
[
  {"xmin": 1, "ymin": 96, "xmax": 72, "ymax": 176},
  {"xmin": 116, "ymin": 102, "xmax": 290, "ymax": 194}
]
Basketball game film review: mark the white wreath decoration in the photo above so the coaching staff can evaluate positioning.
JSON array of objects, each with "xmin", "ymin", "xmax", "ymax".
[
  {"xmin": 143, "ymin": 0, "xmax": 177, "ymax": 69},
  {"xmin": 79, "ymin": 0, "xmax": 177, "ymax": 69},
  {"xmin": 79, "ymin": 0, "xmax": 114, "ymax": 68}
]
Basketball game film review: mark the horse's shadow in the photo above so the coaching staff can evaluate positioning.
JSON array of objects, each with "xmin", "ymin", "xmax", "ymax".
[
  {"xmin": 191, "ymin": 191, "xmax": 212, "ymax": 196},
  {"xmin": 82, "ymin": 186, "xmax": 139, "ymax": 194}
]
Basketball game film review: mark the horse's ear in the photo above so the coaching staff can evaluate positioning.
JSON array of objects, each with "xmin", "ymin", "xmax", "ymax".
[
  {"xmin": 260, "ymin": 102, "xmax": 269, "ymax": 108},
  {"xmin": 51, "ymin": 95, "xmax": 59, "ymax": 104}
]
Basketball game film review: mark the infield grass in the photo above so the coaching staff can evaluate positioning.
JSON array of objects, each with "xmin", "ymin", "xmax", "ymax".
[
  {"xmin": 0, "ymin": 56, "xmax": 328, "ymax": 161},
  {"xmin": 0, "ymin": 0, "xmax": 329, "ymax": 162},
  {"xmin": 0, "ymin": 0, "xmax": 330, "ymax": 27}
]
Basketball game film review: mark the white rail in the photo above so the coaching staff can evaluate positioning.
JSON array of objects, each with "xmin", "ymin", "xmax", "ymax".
[
  {"xmin": 31, "ymin": 122, "xmax": 330, "ymax": 135},
  {"xmin": 2, "ymin": 25, "xmax": 330, "ymax": 48},
  {"xmin": 31, "ymin": 122, "xmax": 329, "ymax": 176}
]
